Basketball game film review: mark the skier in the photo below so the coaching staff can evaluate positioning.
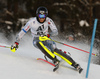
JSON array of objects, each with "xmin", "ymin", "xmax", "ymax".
[{"xmin": 11, "ymin": 6, "xmax": 83, "ymax": 73}]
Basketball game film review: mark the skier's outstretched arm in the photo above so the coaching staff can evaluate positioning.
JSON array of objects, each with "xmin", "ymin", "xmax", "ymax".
[{"xmin": 11, "ymin": 22, "xmax": 30, "ymax": 51}]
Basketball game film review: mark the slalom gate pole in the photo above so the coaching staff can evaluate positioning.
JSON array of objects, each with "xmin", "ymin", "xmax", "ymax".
[
  {"xmin": 51, "ymin": 39, "xmax": 97, "ymax": 56},
  {"xmin": 0, "ymin": 45, "xmax": 10, "ymax": 48},
  {"xmin": 86, "ymin": 19, "xmax": 98, "ymax": 78}
]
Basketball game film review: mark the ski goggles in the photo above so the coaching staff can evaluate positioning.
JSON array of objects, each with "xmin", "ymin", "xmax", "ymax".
[{"xmin": 38, "ymin": 14, "xmax": 46, "ymax": 18}]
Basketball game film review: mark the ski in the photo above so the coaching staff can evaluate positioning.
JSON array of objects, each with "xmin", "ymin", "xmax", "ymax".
[
  {"xmin": 37, "ymin": 58, "xmax": 55, "ymax": 67},
  {"xmin": 37, "ymin": 58, "xmax": 59, "ymax": 72},
  {"xmin": 37, "ymin": 58, "xmax": 83, "ymax": 73}
]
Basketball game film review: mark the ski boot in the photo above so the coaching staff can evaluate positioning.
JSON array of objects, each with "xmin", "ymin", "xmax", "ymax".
[
  {"xmin": 73, "ymin": 63, "xmax": 83, "ymax": 73},
  {"xmin": 53, "ymin": 57, "xmax": 60, "ymax": 72}
]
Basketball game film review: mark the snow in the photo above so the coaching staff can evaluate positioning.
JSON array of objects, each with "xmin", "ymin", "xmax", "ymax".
[
  {"xmin": 0, "ymin": 34, "xmax": 100, "ymax": 79},
  {"xmin": 79, "ymin": 20, "xmax": 89, "ymax": 27}
]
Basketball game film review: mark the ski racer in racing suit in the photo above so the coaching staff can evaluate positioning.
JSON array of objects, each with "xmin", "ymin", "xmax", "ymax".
[{"xmin": 11, "ymin": 6, "xmax": 83, "ymax": 73}]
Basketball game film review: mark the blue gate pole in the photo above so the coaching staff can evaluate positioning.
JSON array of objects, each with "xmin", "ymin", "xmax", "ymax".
[{"xmin": 86, "ymin": 19, "xmax": 98, "ymax": 78}]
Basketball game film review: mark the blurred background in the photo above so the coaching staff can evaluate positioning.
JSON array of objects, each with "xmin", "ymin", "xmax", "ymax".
[{"xmin": 0, "ymin": 0, "xmax": 100, "ymax": 63}]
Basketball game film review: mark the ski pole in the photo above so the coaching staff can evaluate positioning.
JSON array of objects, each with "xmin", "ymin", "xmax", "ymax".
[
  {"xmin": 0, "ymin": 45, "xmax": 10, "ymax": 48},
  {"xmin": 0, "ymin": 45, "xmax": 16, "ymax": 52},
  {"xmin": 39, "ymin": 36, "xmax": 97, "ymax": 56},
  {"xmin": 50, "ymin": 40, "xmax": 97, "ymax": 56}
]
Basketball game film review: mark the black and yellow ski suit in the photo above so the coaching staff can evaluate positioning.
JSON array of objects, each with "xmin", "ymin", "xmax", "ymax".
[{"xmin": 33, "ymin": 36, "xmax": 77, "ymax": 68}]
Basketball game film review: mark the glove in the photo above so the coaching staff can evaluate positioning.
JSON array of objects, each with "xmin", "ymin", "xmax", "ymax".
[
  {"xmin": 47, "ymin": 34, "xmax": 50, "ymax": 38},
  {"xmin": 11, "ymin": 42, "xmax": 19, "ymax": 50}
]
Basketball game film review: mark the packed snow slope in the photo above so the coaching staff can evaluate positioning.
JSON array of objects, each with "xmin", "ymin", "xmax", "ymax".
[{"xmin": 0, "ymin": 33, "xmax": 99, "ymax": 79}]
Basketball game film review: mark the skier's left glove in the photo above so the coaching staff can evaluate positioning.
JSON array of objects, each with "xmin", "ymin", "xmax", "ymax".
[{"xmin": 11, "ymin": 42, "xmax": 19, "ymax": 50}]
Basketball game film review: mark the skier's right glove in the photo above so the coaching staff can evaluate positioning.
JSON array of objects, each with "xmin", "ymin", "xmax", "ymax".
[{"xmin": 11, "ymin": 42, "xmax": 19, "ymax": 51}]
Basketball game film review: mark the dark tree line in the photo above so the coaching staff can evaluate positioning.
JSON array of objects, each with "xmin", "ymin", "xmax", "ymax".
[{"xmin": 0, "ymin": 0, "xmax": 100, "ymax": 39}]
